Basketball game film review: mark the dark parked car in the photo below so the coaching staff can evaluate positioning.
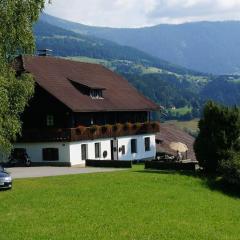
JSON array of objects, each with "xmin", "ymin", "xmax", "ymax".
[
  {"xmin": 0, "ymin": 166, "xmax": 12, "ymax": 189},
  {"xmin": 8, "ymin": 148, "xmax": 31, "ymax": 167}
]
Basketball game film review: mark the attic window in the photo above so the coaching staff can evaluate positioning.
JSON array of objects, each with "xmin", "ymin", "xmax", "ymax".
[
  {"xmin": 68, "ymin": 78, "xmax": 104, "ymax": 99},
  {"xmin": 90, "ymin": 89, "xmax": 103, "ymax": 99}
]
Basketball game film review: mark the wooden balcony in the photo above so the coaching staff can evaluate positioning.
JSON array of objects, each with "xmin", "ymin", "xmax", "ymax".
[{"xmin": 19, "ymin": 122, "xmax": 160, "ymax": 143}]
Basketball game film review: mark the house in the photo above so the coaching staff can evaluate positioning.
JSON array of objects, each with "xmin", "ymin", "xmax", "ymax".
[{"xmin": 13, "ymin": 55, "xmax": 160, "ymax": 166}]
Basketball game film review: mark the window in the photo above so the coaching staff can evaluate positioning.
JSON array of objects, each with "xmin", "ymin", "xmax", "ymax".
[
  {"xmin": 131, "ymin": 139, "xmax": 137, "ymax": 154},
  {"xmin": 121, "ymin": 145, "xmax": 126, "ymax": 155},
  {"xmin": 46, "ymin": 115, "xmax": 54, "ymax": 127},
  {"xmin": 95, "ymin": 142, "xmax": 101, "ymax": 158},
  {"xmin": 81, "ymin": 144, "xmax": 88, "ymax": 160},
  {"xmin": 145, "ymin": 137, "xmax": 151, "ymax": 152},
  {"xmin": 90, "ymin": 89, "xmax": 103, "ymax": 99},
  {"xmin": 42, "ymin": 148, "xmax": 59, "ymax": 161}
]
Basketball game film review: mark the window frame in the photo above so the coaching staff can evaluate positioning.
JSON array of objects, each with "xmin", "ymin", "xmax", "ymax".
[
  {"xmin": 144, "ymin": 137, "xmax": 151, "ymax": 152},
  {"xmin": 121, "ymin": 145, "xmax": 126, "ymax": 155},
  {"xmin": 131, "ymin": 139, "xmax": 137, "ymax": 154},
  {"xmin": 42, "ymin": 148, "xmax": 59, "ymax": 161},
  {"xmin": 46, "ymin": 114, "xmax": 54, "ymax": 127},
  {"xmin": 81, "ymin": 144, "xmax": 88, "ymax": 160},
  {"xmin": 90, "ymin": 89, "xmax": 103, "ymax": 99},
  {"xmin": 95, "ymin": 142, "xmax": 101, "ymax": 158}
]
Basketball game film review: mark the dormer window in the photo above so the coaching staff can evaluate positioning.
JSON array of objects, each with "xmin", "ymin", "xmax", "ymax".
[
  {"xmin": 68, "ymin": 78, "xmax": 105, "ymax": 100},
  {"xmin": 90, "ymin": 89, "xmax": 103, "ymax": 99}
]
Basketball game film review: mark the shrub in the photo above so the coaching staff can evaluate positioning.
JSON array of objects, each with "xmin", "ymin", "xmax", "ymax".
[
  {"xmin": 194, "ymin": 101, "xmax": 240, "ymax": 173},
  {"xmin": 112, "ymin": 123, "xmax": 122, "ymax": 133},
  {"xmin": 76, "ymin": 126, "xmax": 86, "ymax": 135},
  {"xmin": 142, "ymin": 122, "xmax": 151, "ymax": 131},
  {"xmin": 89, "ymin": 125, "xmax": 99, "ymax": 134},
  {"xmin": 101, "ymin": 125, "xmax": 111, "ymax": 134},
  {"xmin": 123, "ymin": 122, "xmax": 132, "ymax": 131},
  {"xmin": 151, "ymin": 122, "xmax": 160, "ymax": 132},
  {"xmin": 132, "ymin": 122, "xmax": 142, "ymax": 130},
  {"xmin": 220, "ymin": 151, "xmax": 240, "ymax": 186}
]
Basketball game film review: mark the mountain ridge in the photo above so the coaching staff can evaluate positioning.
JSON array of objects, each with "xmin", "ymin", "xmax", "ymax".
[
  {"xmin": 40, "ymin": 13, "xmax": 240, "ymax": 75},
  {"xmin": 34, "ymin": 16, "xmax": 240, "ymax": 120}
]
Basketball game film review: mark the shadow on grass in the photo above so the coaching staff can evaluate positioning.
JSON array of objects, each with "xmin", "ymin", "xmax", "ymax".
[
  {"xmin": 0, "ymin": 188, "xmax": 12, "ymax": 192},
  {"xmin": 203, "ymin": 176, "xmax": 240, "ymax": 199},
  {"xmin": 135, "ymin": 168, "xmax": 240, "ymax": 199}
]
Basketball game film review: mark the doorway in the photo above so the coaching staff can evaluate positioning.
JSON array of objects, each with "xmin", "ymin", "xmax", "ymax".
[{"xmin": 111, "ymin": 139, "xmax": 118, "ymax": 160}]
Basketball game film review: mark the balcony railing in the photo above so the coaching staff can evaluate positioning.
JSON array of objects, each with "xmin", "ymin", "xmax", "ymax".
[{"xmin": 19, "ymin": 122, "xmax": 160, "ymax": 143}]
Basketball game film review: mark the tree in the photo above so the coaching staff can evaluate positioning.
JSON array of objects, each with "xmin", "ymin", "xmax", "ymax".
[
  {"xmin": 194, "ymin": 101, "xmax": 240, "ymax": 172},
  {"xmin": 220, "ymin": 151, "xmax": 240, "ymax": 186},
  {"xmin": 0, "ymin": 0, "xmax": 46, "ymax": 155}
]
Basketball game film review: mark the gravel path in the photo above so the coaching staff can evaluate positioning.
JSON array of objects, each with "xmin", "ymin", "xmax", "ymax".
[{"xmin": 6, "ymin": 166, "xmax": 125, "ymax": 179}]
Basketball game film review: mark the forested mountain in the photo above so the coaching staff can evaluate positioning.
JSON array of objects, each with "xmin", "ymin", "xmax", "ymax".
[
  {"xmin": 34, "ymin": 18, "xmax": 240, "ymax": 120},
  {"xmin": 41, "ymin": 13, "xmax": 240, "ymax": 75},
  {"xmin": 34, "ymin": 20, "xmax": 196, "ymax": 75}
]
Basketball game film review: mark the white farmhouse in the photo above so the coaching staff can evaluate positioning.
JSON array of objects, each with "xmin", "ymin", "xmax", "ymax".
[{"xmin": 13, "ymin": 55, "xmax": 160, "ymax": 166}]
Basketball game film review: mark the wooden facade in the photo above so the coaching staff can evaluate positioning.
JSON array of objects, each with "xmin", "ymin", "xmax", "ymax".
[{"xmin": 22, "ymin": 85, "xmax": 150, "ymax": 130}]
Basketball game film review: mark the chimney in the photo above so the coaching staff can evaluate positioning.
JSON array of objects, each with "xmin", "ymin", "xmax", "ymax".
[{"xmin": 37, "ymin": 49, "xmax": 53, "ymax": 57}]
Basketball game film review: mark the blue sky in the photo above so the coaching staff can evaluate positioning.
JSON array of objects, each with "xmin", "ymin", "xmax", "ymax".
[{"xmin": 45, "ymin": 0, "xmax": 240, "ymax": 27}]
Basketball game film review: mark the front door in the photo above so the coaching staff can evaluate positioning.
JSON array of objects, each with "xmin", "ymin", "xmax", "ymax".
[
  {"xmin": 111, "ymin": 139, "xmax": 118, "ymax": 160},
  {"xmin": 81, "ymin": 144, "xmax": 88, "ymax": 160}
]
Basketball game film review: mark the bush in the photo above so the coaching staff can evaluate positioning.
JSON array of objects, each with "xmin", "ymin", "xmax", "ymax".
[
  {"xmin": 220, "ymin": 152, "xmax": 240, "ymax": 186},
  {"xmin": 112, "ymin": 123, "xmax": 122, "ymax": 133},
  {"xmin": 142, "ymin": 122, "xmax": 151, "ymax": 131},
  {"xmin": 76, "ymin": 126, "xmax": 86, "ymax": 135},
  {"xmin": 132, "ymin": 122, "xmax": 142, "ymax": 130},
  {"xmin": 101, "ymin": 125, "xmax": 112, "ymax": 135},
  {"xmin": 194, "ymin": 101, "xmax": 240, "ymax": 173},
  {"xmin": 151, "ymin": 122, "xmax": 160, "ymax": 132},
  {"xmin": 89, "ymin": 125, "xmax": 99, "ymax": 134},
  {"xmin": 123, "ymin": 122, "xmax": 132, "ymax": 131}
]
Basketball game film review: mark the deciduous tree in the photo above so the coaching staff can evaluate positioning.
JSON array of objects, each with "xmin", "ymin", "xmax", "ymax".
[{"xmin": 0, "ymin": 0, "xmax": 46, "ymax": 155}]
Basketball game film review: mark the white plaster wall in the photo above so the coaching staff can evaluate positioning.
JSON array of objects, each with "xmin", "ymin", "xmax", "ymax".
[
  {"xmin": 69, "ymin": 138, "xmax": 112, "ymax": 165},
  {"xmin": 13, "ymin": 134, "xmax": 156, "ymax": 165},
  {"xmin": 118, "ymin": 134, "xmax": 156, "ymax": 161},
  {"xmin": 14, "ymin": 142, "xmax": 70, "ymax": 163}
]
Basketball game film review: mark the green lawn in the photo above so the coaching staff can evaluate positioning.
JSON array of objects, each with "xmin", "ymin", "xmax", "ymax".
[{"xmin": 0, "ymin": 166, "xmax": 240, "ymax": 240}]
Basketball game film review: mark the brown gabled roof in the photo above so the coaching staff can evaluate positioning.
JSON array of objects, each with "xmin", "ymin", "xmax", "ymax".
[
  {"xmin": 156, "ymin": 124, "xmax": 196, "ymax": 160},
  {"xmin": 18, "ymin": 55, "xmax": 160, "ymax": 112}
]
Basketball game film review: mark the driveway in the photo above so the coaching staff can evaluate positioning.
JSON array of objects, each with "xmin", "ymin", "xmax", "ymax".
[{"xmin": 6, "ymin": 166, "xmax": 125, "ymax": 179}]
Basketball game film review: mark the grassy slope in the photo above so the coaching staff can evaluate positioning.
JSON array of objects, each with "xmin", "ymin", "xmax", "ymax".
[
  {"xmin": 165, "ymin": 119, "xmax": 200, "ymax": 132},
  {"xmin": 65, "ymin": 56, "xmax": 208, "ymax": 79},
  {"xmin": 168, "ymin": 106, "xmax": 192, "ymax": 116},
  {"xmin": 65, "ymin": 56, "xmax": 177, "ymax": 75},
  {"xmin": 0, "ymin": 166, "xmax": 239, "ymax": 240}
]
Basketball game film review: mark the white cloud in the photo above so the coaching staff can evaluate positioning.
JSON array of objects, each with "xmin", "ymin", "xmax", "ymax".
[{"xmin": 45, "ymin": 0, "xmax": 240, "ymax": 27}]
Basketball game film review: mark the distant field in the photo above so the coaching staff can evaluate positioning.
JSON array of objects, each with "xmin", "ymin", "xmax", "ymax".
[
  {"xmin": 66, "ymin": 56, "xmax": 182, "ymax": 76},
  {"xmin": 0, "ymin": 165, "xmax": 239, "ymax": 240},
  {"xmin": 165, "ymin": 119, "xmax": 199, "ymax": 133},
  {"xmin": 168, "ymin": 106, "xmax": 192, "ymax": 116},
  {"xmin": 66, "ymin": 56, "xmax": 109, "ymax": 65}
]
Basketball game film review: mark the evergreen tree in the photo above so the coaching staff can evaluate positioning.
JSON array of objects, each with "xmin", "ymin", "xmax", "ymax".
[{"xmin": 194, "ymin": 101, "xmax": 240, "ymax": 172}]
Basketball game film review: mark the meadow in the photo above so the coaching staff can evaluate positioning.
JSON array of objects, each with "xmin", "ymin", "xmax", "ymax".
[{"xmin": 0, "ymin": 166, "xmax": 239, "ymax": 240}]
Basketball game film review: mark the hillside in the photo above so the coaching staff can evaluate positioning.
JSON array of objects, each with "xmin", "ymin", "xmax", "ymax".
[
  {"xmin": 41, "ymin": 13, "xmax": 240, "ymax": 75},
  {"xmin": 34, "ymin": 19, "xmax": 240, "ymax": 120},
  {"xmin": 34, "ymin": 20, "xmax": 197, "ymax": 75}
]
